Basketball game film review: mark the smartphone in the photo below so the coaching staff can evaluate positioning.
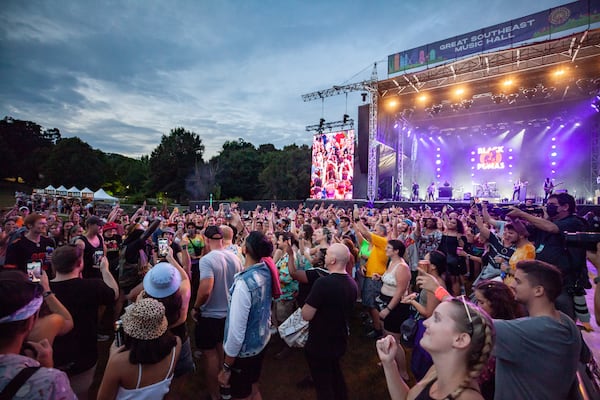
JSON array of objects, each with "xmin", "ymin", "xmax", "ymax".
[
  {"xmin": 26, "ymin": 261, "xmax": 42, "ymax": 282},
  {"xmin": 222, "ymin": 203, "xmax": 231, "ymax": 219},
  {"xmin": 114, "ymin": 320, "xmax": 125, "ymax": 347},
  {"xmin": 158, "ymin": 238, "xmax": 169, "ymax": 257},
  {"xmin": 93, "ymin": 250, "xmax": 104, "ymax": 268}
]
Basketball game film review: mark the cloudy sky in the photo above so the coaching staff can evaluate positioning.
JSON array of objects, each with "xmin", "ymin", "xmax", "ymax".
[{"xmin": 0, "ymin": 0, "xmax": 568, "ymax": 159}]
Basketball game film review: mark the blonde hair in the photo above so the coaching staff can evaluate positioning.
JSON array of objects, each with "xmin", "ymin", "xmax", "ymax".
[{"xmin": 424, "ymin": 298, "xmax": 495, "ymax": 398}]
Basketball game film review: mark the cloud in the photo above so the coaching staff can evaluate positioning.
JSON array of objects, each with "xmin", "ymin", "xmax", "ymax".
[{"xmin": 0, "ymin": 0, "xmax": 569, "ymax": 161}]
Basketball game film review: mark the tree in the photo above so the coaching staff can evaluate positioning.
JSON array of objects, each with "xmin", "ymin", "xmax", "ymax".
[
  {"xmin": 259, "ymin": 144, "xmax": 311, "ymax": 199},
  {"xmin": 148, "ymin": 127, "xmax": 204, "ymax": 202},
  {"xmin": 40, "ymin": 137, "xmax": 107, "ymax": 188},
  {"xmin": 211, "ymin": 139, "xmax": 263, "ymax": 200},
  {"xmin": 0, "ymin": 116, "xmax": 61, "ymax": 184}
]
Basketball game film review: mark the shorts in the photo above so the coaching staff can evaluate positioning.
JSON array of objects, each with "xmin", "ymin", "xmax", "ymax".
[
  {"xmin": 274, "ymin": 299, "xmax": 296, "ymax": 324},
  {"xmin": 361, "ymin": 277, "xmax": 383, "ymax": 308},
  {"xmin": 230, "ymin": 350, "xmax": 266, "ymax": 399},
  {"xmin": 379, "ymin": 294, "xmax": 411, "ymax": 334},
  {"xmin": 174, "ymin": 337, "xmax": 196, "ymax": 377},
  {"xmin": 195, "ymin": 317, "xmax": 225, "ymax": 350}
]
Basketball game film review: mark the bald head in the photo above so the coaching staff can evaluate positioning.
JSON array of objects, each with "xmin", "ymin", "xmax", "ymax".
[
  {"xmin": 220, "ymin": 225, "xmax": 234, "ymax": 244},
  {"xmin": 326, "ymin": 243, "xmax": 350, "ymax": 272}
]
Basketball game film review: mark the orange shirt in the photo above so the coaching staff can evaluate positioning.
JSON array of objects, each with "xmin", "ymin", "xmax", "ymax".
[{"xmin": 365, "ymin": 233, "xmax": 388, "ymax": 277}]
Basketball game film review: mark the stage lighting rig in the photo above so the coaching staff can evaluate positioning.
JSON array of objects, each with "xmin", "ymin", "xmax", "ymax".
[
  {"xmin": 306, "ymin": 117, "xmax": 355, "ymax": 133},
  {"xmin": 461, "ymin": 99, "xmax": 473, "ymax": 109},
  {"xmin": 507, "ymin": 93, "xmax": 519, "ymax": 104},
  {"xmin": 542, "ymin": 87, "xmax": 556, "ymax": 98},
  {"xmin": 592, "ymin": 95, "xmax": 600, "ymax": 113},
  {"xmin": 492, "ymin": 94, "xmax": 505, "ymax": 104},
  {"xmin": 523, "ymin": 88, "xmax": 537, "ymax": 100},
  {"xmin": 450, "ymin": 103, "xmax": 461, "ymax": 112}
]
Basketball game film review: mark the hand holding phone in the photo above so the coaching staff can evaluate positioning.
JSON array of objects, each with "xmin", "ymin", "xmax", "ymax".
[
  {"xmin": 27, "ymin": 261, "xmax": 42, "ymax": 282},
  {"xmin": 158, "ymin": 238, "xmax": 169, "ymax": 258}
]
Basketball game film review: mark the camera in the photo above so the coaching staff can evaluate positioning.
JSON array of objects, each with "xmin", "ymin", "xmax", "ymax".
[{"xmin": 563, "ymin": 232, "xmax": 600, "ymax": 251}]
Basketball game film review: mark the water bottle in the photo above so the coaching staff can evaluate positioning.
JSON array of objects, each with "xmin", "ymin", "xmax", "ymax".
[
  {"xmin": 114, "ymin": 320, "xmax": 124, "ymax": 347},
  {"xmin": 219, "ymin": 385, "xmax": 232, "ymax": 400}
]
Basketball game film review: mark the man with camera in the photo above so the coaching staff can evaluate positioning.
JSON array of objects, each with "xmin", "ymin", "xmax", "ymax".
[{"xmin": 507, "ymin": 192, "xmax": 588, "ymax": 319}]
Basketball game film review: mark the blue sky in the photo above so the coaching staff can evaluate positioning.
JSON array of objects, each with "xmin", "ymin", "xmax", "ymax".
[{"xmin": 0, "ymin": 0, "xmax": 568, "ymax": 159}]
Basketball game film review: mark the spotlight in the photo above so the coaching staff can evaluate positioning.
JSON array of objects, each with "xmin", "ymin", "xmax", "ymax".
[
  {"xmin": 523, "ymin": 88, "xmax": 537, "ymax": 100},
  {"xmin": 542, "ymin": 87, "xmax": 556, "ymax": 98},
  {"xmin": 451, "ymin": 103, "xmax": 461, "ymax": 112},
  {"xmin": 361, "ymin": 92, "xmax": 368, "ymax": 102},
  {"xmin": 592, "ymin": 96, "xmax": 600, "ymax": 113},
  {"xmin": 402, "ymin": 108, "xmax": 415, "ymax": 119},
  {"xmin": 461, "ymin": 99, "xmax": 473, "ymax": 109},
  {"xmin": 492, "ymin": 94, "xmax": 505, "ymax": 104},
  {"xmin": 427, "ymin": 104, "xmax": 443, "ymax": 117},
  {"xmin": 507, "ymin": 93, "xmax": 519, "ymax": 104}
]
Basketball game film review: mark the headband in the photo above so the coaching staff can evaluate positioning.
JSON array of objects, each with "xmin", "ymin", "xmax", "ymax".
[{"xmin": 0, "ymin": 296, "xmax": 43, "ymax": 324}]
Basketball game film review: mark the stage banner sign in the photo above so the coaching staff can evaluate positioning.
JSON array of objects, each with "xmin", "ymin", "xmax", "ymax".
[{"xmin": 388, "ymin": 0, "xmax": 600, "ymax": 74}]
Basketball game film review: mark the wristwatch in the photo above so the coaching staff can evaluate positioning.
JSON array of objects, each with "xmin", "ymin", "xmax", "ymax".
[{"xmin": 42, "ymin": 291, "xmax": 53, "ymax": 298}]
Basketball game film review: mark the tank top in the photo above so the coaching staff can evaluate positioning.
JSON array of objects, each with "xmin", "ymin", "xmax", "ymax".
[
  {"xmin": 115, "ymin": 346, "xmax": 177, "ymax": 400},
  {"xmin": 414, "ymin": 379, "xmax": 457, "ymax": 400},
  {"xmin": 381, "ymin": 262, "xmax": 399, "ymax": 287},
  {"xmin": 80, "ymin": 234, "xmax": 104, "ymax": 279}
]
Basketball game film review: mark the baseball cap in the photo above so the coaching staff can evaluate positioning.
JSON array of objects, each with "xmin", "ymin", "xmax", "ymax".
[
  {"xmin": 204, "ymin": 225, "xmax": 223, "ymax": 240},
  {"xmin": 103, "ymin": 222, "xmax": 118, "ymax": 231}
]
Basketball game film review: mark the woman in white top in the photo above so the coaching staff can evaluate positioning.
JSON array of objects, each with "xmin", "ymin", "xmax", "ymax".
[
  {"xmin": 97, "ymin": 298, "xmax": 181, "ymax": 400},
  {"xmin": 372, "ymin": 239, "xmax": 412, "ymax": 380}
]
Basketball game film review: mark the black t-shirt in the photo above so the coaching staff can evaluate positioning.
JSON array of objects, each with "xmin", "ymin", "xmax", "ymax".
[
  {"xmin": 5, "ymin": 235, "xmax": 55, "ymax": 274},
  {"xmin": 297, "ymin": 267, "xmax": 329, "ymax": 307},
  {"xmin": 79, "ymin": 234, "xmax": 104, "ymax": 279},
  {"xmin": 305, "ymin": 273, "xmax": 358, "ymax": 358},
  {"xmin": 535, "ymin": 215, "xmax": 587, "ymax": 282},
  {"xmin": 51, "ymin": 278, "xmax": 115, "ymax": 374},
  {"xmin": 104, "ymin": 234, "xmax": 122, "ymax": 272},
  {"xmin": 482, "ymin": 232, "xmax": 514, "ymax": 270}
]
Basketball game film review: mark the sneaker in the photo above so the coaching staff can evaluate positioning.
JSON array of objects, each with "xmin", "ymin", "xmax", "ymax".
[{"xmin": 97, "ymin": 334, "xmax": 111, "ymax": 342}]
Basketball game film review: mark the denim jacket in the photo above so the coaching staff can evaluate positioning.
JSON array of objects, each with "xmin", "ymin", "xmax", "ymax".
[{"xmin": 224, "ymin": 262, "xmax": 272, "ymax": 357}]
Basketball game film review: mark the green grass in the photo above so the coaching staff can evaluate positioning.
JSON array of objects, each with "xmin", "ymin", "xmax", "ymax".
[{"xmin": 90, "ymin": 304, "xmax": 393, "ymax": 400}]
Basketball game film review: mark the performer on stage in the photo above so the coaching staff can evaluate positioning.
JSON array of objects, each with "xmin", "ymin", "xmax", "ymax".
[
  {"xmin": 543, "ymin": 177, "xmax": 554, "ymax": 203},
  {"xmin": 411, "ymin": 182, "xmax": 419, "ymax": 201},
  {"xmin": 393, "ymin": 180, "xmax": 402, "ymax": 201},
  {"xmin": 426, "ymin": 182, "xmax": 435, "ymax": 201},
  {"xmin": 512, "ymin": 179, "xmax": 522, "ymax": 201}
]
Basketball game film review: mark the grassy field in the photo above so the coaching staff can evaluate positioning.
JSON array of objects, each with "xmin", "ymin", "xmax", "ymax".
[{"xmin": 91, "ymin": 304, "xmax": 393, "ymax": 400}]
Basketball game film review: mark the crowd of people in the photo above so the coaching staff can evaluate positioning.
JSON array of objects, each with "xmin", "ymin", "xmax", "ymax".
[{"xmin": 0, "ymin": 192, "xmax": 599, "ymax": 400}]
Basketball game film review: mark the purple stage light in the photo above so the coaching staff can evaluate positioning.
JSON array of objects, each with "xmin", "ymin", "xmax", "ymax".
[
  {"xmin": 552, "ymin": 145, "xmax": 556, "ymax": 149},
  {"xmin": 551, "ymin": 170, "xmax": 555, "ymax": 174},
  {"xmin": 436, "ymin": 147, "xmax": 440, "ymax": 151},
  {"xmin": 509, "ymin": 164, "xmax": 513, "ymax": 168},
  {"xmin": 435, "ymin": 160, "xmax": 441, "ymax": 165},
  {"xmin": 471, "ymin": 151, "xmax": 475, "ymax": 155},
  {"xmin": 394, "ymin": 123, "xmax": 398, "ymax": 128},
  {"xmin": 470, "ymin": 158, "xmax": 475, "ymax": 162},
  {"xmin": 508, "ymin": 148, "xmax": 513, "ymax": 152},
  {"xmin": 551, "ymin": 161, "xmax": 556, "ymax": 166},
  {"xmin": 436, "ymin": 154, "xmax": 440, "ymax": 158},
  {"xmin": 575, "ymin": 122, "xmax": 580, "ymax": 127},
  {"xmin": 552, "ymin": 137, "xmax": 556, "ymax": 141},
  {"xmin": 551, "ymin": 152, "xmax": 557, "ymax": 157},
  {"xmin": 508, "ymin": 156, "xmax": 513, "ymax": 160},
  {"xmin": 559, "ymin": 124, "xmax": 565, "ymax": 128}
]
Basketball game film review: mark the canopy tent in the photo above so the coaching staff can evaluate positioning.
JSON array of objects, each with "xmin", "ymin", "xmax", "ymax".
[
  {"xmin": 55, "ymin": 185, "xmax": 68, "ymax": 196},
  {"xmin": 67, "ymin": 186, "xmax": 81, "ymax": 197},
  {"xmin": 44, "ymin": 185, "xmax": 56, "ymax": 195},
  {"xmin": 81, "ymin": 187, "xmax": 94, "ymax": 199},
  {"xmin": 93, "ymin": 188, "xmax": 118, "ymax": 202}
]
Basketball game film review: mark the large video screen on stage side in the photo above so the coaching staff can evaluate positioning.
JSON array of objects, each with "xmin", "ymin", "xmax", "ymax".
[{"xmin": 310, "ymin": 130, "xmax": 354, "ymax": 199}]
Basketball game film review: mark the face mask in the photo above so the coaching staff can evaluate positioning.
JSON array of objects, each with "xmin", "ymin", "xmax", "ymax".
[{"xmin": 546, "ymin": 204, "xmax": 559, "ymax": 217}]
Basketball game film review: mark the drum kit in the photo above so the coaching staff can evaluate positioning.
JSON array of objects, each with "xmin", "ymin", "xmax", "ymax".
[{"xmin": 474, "ymin": 182, "xmax": 500, "ymax": 198}]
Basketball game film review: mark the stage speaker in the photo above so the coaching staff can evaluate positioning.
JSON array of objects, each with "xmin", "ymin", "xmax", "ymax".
[
  {"xmin": 357, "ymin": 104, "xmax": 369, "ymax": 174},
  {"xmin": 463, "ymin": 193, "xmax": 471, "ymax": 200}
]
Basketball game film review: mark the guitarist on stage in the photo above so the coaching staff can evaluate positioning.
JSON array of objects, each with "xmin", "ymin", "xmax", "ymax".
[
  {"xmin": 543, "ymin": 177, "xmax": 555, "ymax": 203},
  {"xmin": 512, "ymin": 179, "xmax": 522, "ymax": 201}
]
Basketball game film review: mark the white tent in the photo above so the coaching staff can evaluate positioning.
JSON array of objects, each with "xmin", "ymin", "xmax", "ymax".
[
  {"xmin": 55, "ymin": 185, "xmax": 68, "ymax": 196},
  {"xmin": 81, "ymin": 187, "xmax": 94, "ymax": 199},
  {"xmin": 44, "ymin": 185, "xmax": 56, "ymax": 195},
  {"xmin": 67, "ymin": 186, "xmax": 81, "ymax": 197},
  {"xmin": 93, "ymin": 188, "xmax": 118, "ymax": 202}
]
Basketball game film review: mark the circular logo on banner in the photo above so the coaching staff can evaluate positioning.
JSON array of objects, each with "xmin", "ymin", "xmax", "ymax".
[
  {"xmin": 480, "ymin": 149, "xmax": 502, "ymax": 165},
  {"xmin": 549, "ymin": 7, "xmax": 570, "ymax": 26}
]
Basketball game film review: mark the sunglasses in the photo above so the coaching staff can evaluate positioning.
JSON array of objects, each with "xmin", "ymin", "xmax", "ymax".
[{"xmin": 458, "ymin": 295, "xmax": 474, "ymax": 337}]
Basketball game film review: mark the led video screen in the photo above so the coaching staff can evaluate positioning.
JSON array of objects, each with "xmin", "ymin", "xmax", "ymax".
[{"xmin": 310, "ymin": 130, "xmax": 354, "ymax": 199}]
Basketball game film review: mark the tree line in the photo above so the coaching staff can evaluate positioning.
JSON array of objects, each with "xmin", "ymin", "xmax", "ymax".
[{"xmin": 1, "ymin": 117, "xmax": 311, "ymax": 202}]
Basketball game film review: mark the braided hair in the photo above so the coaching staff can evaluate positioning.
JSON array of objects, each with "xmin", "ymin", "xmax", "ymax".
[{"xmin": 446, "ymin": 297, "xmax": 495, "ymax": 399}]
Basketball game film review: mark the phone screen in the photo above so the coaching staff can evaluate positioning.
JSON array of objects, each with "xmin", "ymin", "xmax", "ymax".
[
  {"xmin": 158, "ymin": 238, "xmax": 169, "ymax": 257},
  {"xmin": 93, "ymin": 250, "xmax": 104, "ymax": 268},
  {"xmin": 223, "ymin": 203, "xmax": 231, "ymax": 218},
  {"xmin": 27, "ymin": 261, "xmax": 42, "ymax": 282}
]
